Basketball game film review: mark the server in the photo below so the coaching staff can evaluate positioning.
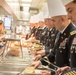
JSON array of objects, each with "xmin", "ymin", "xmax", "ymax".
[
  {"xmin": 56, "ymin": 0, "xmax": 76, "ymax": 74},
  {"xmin": 62, "ymin": 0, "xmax": 76, "ymax": 68}
]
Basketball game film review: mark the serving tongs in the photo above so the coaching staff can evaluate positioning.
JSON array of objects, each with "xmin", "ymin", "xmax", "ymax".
[{"xmin": 37, "ymin": 65, "xmax": 56, "ymax": 72}]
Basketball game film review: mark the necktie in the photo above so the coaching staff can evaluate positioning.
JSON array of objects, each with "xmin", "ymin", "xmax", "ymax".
[{"xmin": 57, "ymin": 32, "xmax": 61, "ymax": 42}]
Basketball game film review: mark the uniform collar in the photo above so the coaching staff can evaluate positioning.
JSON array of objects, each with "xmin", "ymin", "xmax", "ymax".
[
  {"xmin": 60, "ymin": 25, "xmax": 68, "ymax": 34},
  {"xmin": 49, "ymin": 28, "xmax": 52, "ymax": 31},
  {"xmin": 42, "ymin": 26, "xmax": 46, "ymax": 29},
  {"xmin": 61, "ymin": 22, "xmax": 76, "ymax": 36}
]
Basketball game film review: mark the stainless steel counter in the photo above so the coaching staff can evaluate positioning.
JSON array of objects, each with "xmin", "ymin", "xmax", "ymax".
[
  {"xmin": 0, "ymin": 61, "xmax": 29, "ymax": 75},
  {"xmin": 0, "ymin": 46, "xmax": 33, "ymax": 75}
]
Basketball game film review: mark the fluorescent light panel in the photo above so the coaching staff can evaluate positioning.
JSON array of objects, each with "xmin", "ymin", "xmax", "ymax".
[
  {"xmin": 21, "ymin": 0, "xmax": 32, "ymax": 2},
  {"xmin": 8, "ymin": 2, "xmax": 19, "ymax": 6},
  {"xmin": 21, "ymin": 4, "xmax": 31, "ymax": 7},
  {"xmin": 5, "ymin": 0, "xmax": 18, "ymax": 2}
]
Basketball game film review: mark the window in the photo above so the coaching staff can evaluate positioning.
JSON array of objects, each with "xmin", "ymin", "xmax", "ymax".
[{"xmin": 4, "ymin": 16, "xmax": 12, "ymax": 30}]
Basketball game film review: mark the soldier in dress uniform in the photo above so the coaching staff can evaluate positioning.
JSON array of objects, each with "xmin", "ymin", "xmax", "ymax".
[
  {"xmin": 43, "ymin": 3, "xmax": 59, "ymax": 51},
  {"xmin": 62, "ymin": 0, "xmax": 76, "ymax": 70},
  {"xmin": 40, "ymin": 3, "xmax": 52, "ymax": 47},
  {"xmin": 31, "ymin": 0, "xmax": 76, "ymax": 75},
  {"xmin": 56, "ymin": 0, "xmax": 76, "ymax": 74},
  {"xmin": 38, "ymin": 12, "xmax": 48, "ymax": 45}
]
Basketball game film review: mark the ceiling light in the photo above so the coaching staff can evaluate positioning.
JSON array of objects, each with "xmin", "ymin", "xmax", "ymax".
[
  {"xmin": 5, "ymin": 0, "xmax": 18, "ymax": 2},
  {"xmin": 21, "ymin": 4, "xmax": 31, "ymax": 7},
  {"xmin": 8, "ymin": 3, "xmax": 19, "ymax": 6},
  {"xmin": 21, "ymin": 0, "xmax": 32, "ymax": 2}
]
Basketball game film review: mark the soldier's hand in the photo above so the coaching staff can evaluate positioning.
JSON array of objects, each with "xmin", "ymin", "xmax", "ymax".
[
  {"xmin": 34, "ymin": 55, "xmax": 42, "ymax": 61},
  {"xmin": 31, "ymin": 61, "xmax": 41, "ymax": 68},
  {"xmin": 36, "ymin": 70, "xmax": 51, "ymax": 75},
  {"xmin": 35, "ymin": 50, "xmax": 46, "ymax": 56},
  {"xmin": 56, "ymin": 66, "xmax": 70, "ymax": 74}
]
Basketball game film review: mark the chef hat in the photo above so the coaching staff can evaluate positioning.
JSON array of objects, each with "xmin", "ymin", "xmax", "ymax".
[
  {"xmin": 30, "ymin": 16, "xmax": 34, "ymax": 23},
  {"xmin": 42, "ymin": 2, "xmax": 50, "ymax": 18},
  {"xmin": 61, "ymin": 0, "xmax": 73, "ymax": 5},
  {"xmin": 34, "ymin": 14, "xmax": 40, "ymax": 23},
  {"xmin": 38, "ymin": 12, "xmax": 44, "ymax": 22},
  {"xmin": 47, "ymin": 0, "xmax": 67, "ymax": 17},
  {"xmin": 30, "ymin": 14, "xmax": 40, "ymax": 23}
]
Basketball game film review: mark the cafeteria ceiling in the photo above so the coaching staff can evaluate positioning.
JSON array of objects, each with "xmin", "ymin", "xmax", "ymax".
[{"xmin": 0, "ymin": 0, "xmax": 46, "ymax": 22}]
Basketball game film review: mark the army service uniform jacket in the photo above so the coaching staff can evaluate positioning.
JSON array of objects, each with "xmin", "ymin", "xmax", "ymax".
[
  {"xmin": 40, "ymin": 27, "xmax": 48, "ymax": 45},
  {"xmin": 45, "ymin": 27, "xmax": 58, "ymax": 55},
  {"xmin": 35, "ymin": 27, "xmax": 43, "ymax": 40}
]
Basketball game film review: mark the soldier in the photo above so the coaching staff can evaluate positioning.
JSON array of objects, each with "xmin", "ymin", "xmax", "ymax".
[
  {"xmin": 43, "ymin": 3, "xmax": 58, "ymax": 51},
  {"xmin": 35, "ymin": 12, "xmax": 46, "ymax": 41},
  {"xmin": 56, "ymin": 0, "xmax": 76, "ymax": 74},
  {"xmin": 31, "ymin": 0, "xmax": 76, "ymax": 75},
  {"xmin": 61, "ymin": 0, "xmax": 76, "ymax": 68}
]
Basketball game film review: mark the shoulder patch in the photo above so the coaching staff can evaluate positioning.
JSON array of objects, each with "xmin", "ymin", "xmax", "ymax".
[{"xmin": 70, "ymin": 30, "xmax": 76, "ymax": 35}]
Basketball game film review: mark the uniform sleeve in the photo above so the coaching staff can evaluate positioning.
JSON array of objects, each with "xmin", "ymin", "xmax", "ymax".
[
  {"xmin": 70, "ymin": 36, "xmax": 76, "ymax": 68},
  {"xmin": 45, "ymin": 49, "xmax": 50, "ymax": 55},
  {"xmin": 40, "ymin": 49, "xmax": 55, "ymax": 66}
]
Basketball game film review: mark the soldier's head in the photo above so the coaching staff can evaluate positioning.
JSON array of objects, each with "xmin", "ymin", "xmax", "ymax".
[
  {"xmin": 62, "ymin": 0, "xmax": 76, "ymax": 25},
  {"xmin": 51, "ymin": 15, "xmax": 70, "ymax": 31},
  {"xmin": 44, "ymin": 18, "xmax": 54, "ymax": 28},
  {"xmin": 47, "ymin": 0, "xmax": 70, "ymax": 31},
  {"xmin": 39, "ymin": 21, "xmax": 45, "ymax": 28}
]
